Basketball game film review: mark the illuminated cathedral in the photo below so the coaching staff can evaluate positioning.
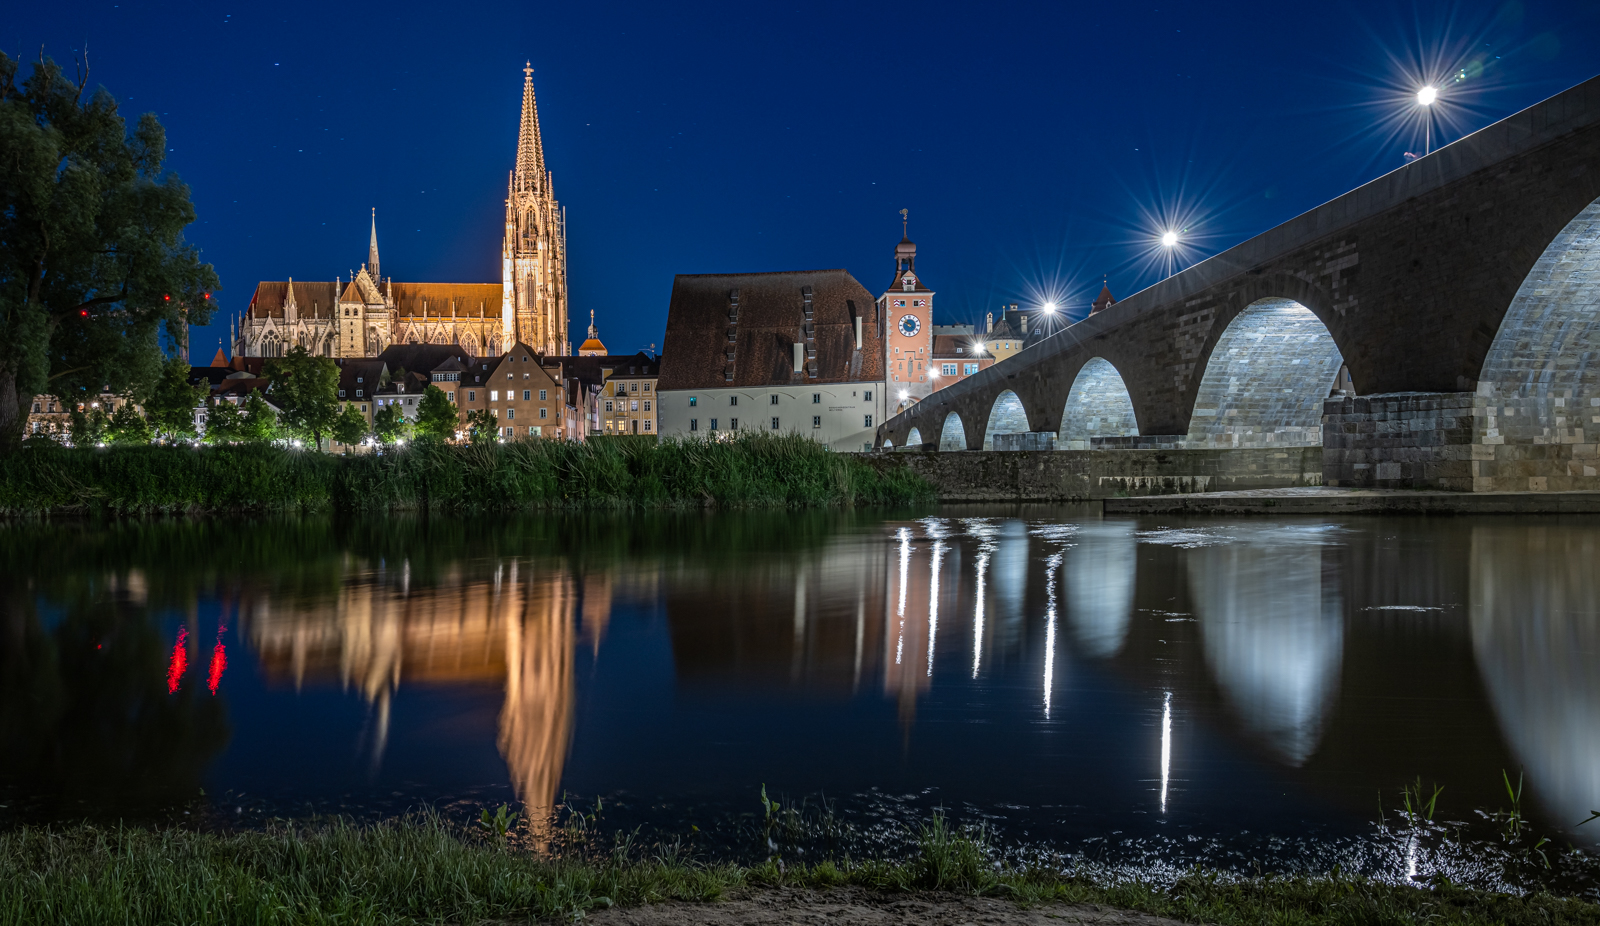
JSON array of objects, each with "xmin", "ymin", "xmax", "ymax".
[{"xmin": 234, "ymin": 64, "xmax": 569, "ymax": 359}]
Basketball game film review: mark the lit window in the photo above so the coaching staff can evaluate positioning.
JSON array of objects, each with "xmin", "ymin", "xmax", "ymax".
[
  {"xmin": 491, "ymin": 390, "xmax": 499, "ymax": 401},
  {"xmin": 630, "ymin": 400, "xmax": 638, "ymax": 412},
  {"xmin": 689, "ymin": 396, "xmax": 697, "ymax": 407},
  {"xmin": 964, "ymin": 363, "xmax": 978, "ymax": 375}
]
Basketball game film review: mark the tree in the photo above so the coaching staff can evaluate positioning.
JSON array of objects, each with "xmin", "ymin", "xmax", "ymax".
[
  {"xmin": 372, "ymin": 403, "xmax": 410, "ymax": 444},
  {"xmin": 465, "ymin": 409, "xmax": 499, "ymax": 445},
  {"xmin": 201, "ymin": 398, "xmax": 243, "ymax": 444},
  {"xmin": 238, "ymin": 390, "xmax": 278, "ymax": 443},
  {"xmin": 331, "ymin": 404, "xmax": 369, "ymax": 448},
  {"xmin": 414, "ymin": 385, "xmax": 458, "ymax": 440},
  {"xmin": 105, "ymin": 402, "xmax": 151, "ymax": 444},
  {"xmin": 69, "ymin": 405, "xmax": 109, "ymax": 445},
  {"xmin": 0, "ymin": 52, "xmax": 220, "ymax": 451},
  {"xmin": 262, "ymin": 347, "xmax": 338, "ymax": 448},
  {"xmin": 143, "ymin": 357, "xmax": 206, "ymax": 441}
]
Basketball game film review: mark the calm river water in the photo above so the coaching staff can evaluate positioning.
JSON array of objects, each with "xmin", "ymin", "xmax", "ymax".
[{"xmin": 2, "ymin": 508, "xmax": 1597, "ymax": 883}]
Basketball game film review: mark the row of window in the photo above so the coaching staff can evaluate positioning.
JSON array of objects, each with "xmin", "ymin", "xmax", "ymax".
[
  {"xmin": 486, "ymin": 389, "xmax": 549, "ymax": 402},
  {"xmin": 688, "ymin": 414, "xmax": 873, "ymax": 432},
  {"xmin": 687, "ymin": 390, "xmax": 874, "ymax": 408},
  {"xmin": 605, "ymin": 419, "xmax": 654, "ymax": 432},
  {"xmin": 610, "ymin": 381, "xmax": 651, "ymax": 395},
  {"xmin": 495, "ymin": 407, "xmax": 549, "ymax": 420},
  {"xmin": 605, "ymin": 399, "xmax": 650, "ymax": 412},
  {"xmin": 940, "ymin": 363, "xmax": 981, "ymax": 376}
]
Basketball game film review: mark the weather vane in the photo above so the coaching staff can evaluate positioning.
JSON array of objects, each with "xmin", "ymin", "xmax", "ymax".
[{"xmin": 900, "ymin": 208, "xmax": 908, "ymax": 236}]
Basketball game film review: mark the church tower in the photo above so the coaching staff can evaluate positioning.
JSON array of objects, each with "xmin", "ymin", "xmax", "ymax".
[
  {"xmin": 503, "ymin": 62, "xmax": 569, "ymax": 357},
  {"xmin": 878, "ymin": 210, "xmax": 935, "ymax": 412}
]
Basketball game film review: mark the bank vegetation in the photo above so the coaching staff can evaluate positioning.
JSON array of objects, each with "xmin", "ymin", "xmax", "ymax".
[{"xmin": 0, "ymin": 433, "xmax": 932, "ymax": 516}]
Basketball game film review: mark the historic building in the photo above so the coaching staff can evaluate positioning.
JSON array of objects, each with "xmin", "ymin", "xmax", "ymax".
[
  {"xmin": 235, "ymin": 64, "xmax": 569, "ymax": 359},
  {"xmin": 656, "ymin": 269, "xmax": 886, "ymax": 451},
  {"xmin": 879, "ymin": 228, "xmax": 936, "ymax": 412}
]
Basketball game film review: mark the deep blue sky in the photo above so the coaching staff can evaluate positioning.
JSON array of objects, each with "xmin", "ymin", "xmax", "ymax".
[{"xmin": 15, "ymin": 0, "xmax": 1600, "ymax": 360}]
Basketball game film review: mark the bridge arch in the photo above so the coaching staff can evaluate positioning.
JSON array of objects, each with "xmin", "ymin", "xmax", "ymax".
[
  {"xmin": 905, "ymin": 427, "xmax": 923, "ymax": 448},
  {"xmin": 1059, "ymin": 357, "xmax": 1140, "ymax": 449},
  {"xmin": 1187, "ymin": 298, "xmax": 1344, "ymax": 447},
  {"xmin": 981, "ymin": 390, "xmax": 1030, "ymax": 450},
  {"xmin": 1474, "ymin": 195, "xmax": 1600, "ymax": 489},
  {"xmin": 938, "ymin": 412, "xmax": 967, "ymax": 451}
]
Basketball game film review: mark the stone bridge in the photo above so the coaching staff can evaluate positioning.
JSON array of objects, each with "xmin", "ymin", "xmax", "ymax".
[{"xmin": 876, "ymin": 75, "xmax": 1600, "ymax": 492}]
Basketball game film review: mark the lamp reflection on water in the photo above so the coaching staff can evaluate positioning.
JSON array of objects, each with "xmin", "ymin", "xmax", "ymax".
[
  {"xmin": 1043, "ymin": 553, "xmax": 1062, "ymax": 718},
  {"xmin": 1160, "ymin": 690, "xmax": 1172, "ymax": 814}
]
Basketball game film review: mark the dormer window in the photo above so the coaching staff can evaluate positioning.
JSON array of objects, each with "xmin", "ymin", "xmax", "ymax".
[{"xmin": 356, "ymin": 377, "xmax": 364, "ymax": 383}]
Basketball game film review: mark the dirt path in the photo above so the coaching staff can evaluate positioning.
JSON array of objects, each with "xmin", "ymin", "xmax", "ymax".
[{"xmin": 585, "ymin": 887, "xmax": 1188, "ymax": 926}]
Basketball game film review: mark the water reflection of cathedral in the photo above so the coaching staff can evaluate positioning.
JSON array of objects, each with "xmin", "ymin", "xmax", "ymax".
[{"xmin": 244, "ymin": 562, "xmax": 601, "ymax": 824}]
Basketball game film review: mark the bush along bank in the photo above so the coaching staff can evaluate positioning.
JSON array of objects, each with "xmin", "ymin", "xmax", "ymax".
[
  {"xmin": 3, "ymin": 814, "xmax": 1599, "ymax": 926},
  {"xmin": 0, "ymin": 433, "xmax": 935, "ymax": 516}
]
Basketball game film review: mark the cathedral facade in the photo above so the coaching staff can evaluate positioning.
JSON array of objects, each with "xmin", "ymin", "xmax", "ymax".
[{"xmin": 235, "ymin": 64, "xmax": 569, "ymax": 359}]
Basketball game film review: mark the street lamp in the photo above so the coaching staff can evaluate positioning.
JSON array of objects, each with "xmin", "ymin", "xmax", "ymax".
[
  {"xmin": 1161, "ymin": 230, "xmax": 1179, "ymax": 247},
  {"xmin": 1418, "ymin": 86, "xmax": 1438, "ymax": 155},
  {"xmin": 1042, "ymin": 302, "xmax": 1057, "ymax": 314}
]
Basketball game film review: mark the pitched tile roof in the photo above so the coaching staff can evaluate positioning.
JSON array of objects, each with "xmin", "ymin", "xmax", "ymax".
[
  {"xmin": 391, "ymin": 283, "xmax": 503, "ymax": 318},
  {"xmin": 375, "ymin": 343, "xmax": 474, "ymax": 374},
  {"xmin": 248, "ymin": 281, "xmax": 341, "ymax": 319},
  {"xmin": 658, "ymin": 270, "xmax": 883, "ymax": 391}
]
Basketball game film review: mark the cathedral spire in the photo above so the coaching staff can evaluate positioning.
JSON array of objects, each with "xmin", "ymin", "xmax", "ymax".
[
  {"xmin": 515, "ymin": 62, "xmax": 546, "ymax": 188},
  {"xmin": 368, "ymin": 208, "xmax": 380, "ymax": 282}
]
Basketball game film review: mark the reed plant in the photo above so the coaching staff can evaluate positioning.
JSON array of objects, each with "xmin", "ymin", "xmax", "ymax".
[
  {"xmin": 1, "ymin": 814, "xmax": 1597, "ymax": 926},
  {"xmin": 0, "ymin": 433, "xmax": 933, "ymax": 516}
]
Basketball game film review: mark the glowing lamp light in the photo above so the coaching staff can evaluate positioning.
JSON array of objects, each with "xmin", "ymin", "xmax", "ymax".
[
  {"xmin": 1161, "ymin": 231, "xmax": 1179, "ymax": 247},
  {"xmin": 1042, "ymin": 302, "xmax": 1057, "ymax": 314},
  {"xmin": 163, "ymin": 294, "xmax": 170, "ymax": 301},
  {"xmin": 80, "ymin": 310, "xmax": 88, "ymax": 317},
  {"xmin": 1417, "ymin": 86, "xmax": 1438, "ymax": 106}
]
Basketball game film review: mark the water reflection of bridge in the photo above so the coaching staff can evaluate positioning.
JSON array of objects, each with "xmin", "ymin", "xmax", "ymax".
[
  {"xmin": 244, "ymin": 562, "xmax": 613, "ymax": 825},
  {"xmin": 659, "ymin": 517, "xmax": 1600, "ymax": 843}
]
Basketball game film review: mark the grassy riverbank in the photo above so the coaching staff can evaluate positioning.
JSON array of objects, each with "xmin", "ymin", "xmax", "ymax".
[
  {"xmin": 0, "ymin": 434, "xmax": 933, "ymax": 515},
  {"xmin": 2, "ymin": 815, "xmax": 1596, "ymax": 926}
]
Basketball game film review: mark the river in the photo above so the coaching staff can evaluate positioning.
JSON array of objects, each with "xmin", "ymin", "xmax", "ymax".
[{"xmin": 2, "ymin": 508, "xmax": 1596, "ymax": 887}]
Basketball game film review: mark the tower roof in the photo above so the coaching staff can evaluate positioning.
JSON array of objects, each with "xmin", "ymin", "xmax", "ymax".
[
  {"xmin": 1090, "ymin": 284, "xmax": 1117, "ymax": 314},
  {"xmin": 515, "ymin": 62, "xmax": 546, "ymax": 183},
  {"xmin": 368, "ymin": 209, "xmax": 380, "ymax": 279}
]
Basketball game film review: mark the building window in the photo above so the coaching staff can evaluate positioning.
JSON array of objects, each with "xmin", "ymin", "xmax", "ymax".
[
  {"xmin": 356, "ymin": 377, "xmax": 364, "ymax": 383},
  {"xmin": 630, "ymin": 400, "xmax": 638, "ymax": 411},
  {"xmin": 729, "ymin": 395, "xmax": 738, "ymax": 406},
  {"xmin": 491, "ymin": 390, "xmax": 499, "ymax": 401},
  {"xmin": 864, "ymin": 390, "xmax": 872, "ymax": 401},
  {"xmin": 630, "ymin": 382, "xmax": 638, "ymax": 392},
  {"xmin": 523, "ymin": 390, "xmax": 530, "ymax": 400},
  {"xmin": 504, "ymin": 427, "xmax": 513, "ymax": 437},
  {"xmin": 865, "ymin": 414, "xmax": 873, "ymax": 427},
  {"xmin": 406, "ymin": 398, "xmax": 414, "ymax": 406},
  {"xmin": 507, "ymin": 408, "xmax": 515, "ymax": 420},
  {"xmin": 690, "ymin": 419, "xmax": 698, "ymax": 432},
  {"xmin": 468, "ymin": 390, "xmax": 476, "ymax": 402},
  {"xmin": 644, "ymin": 420, "xmax": 652, "ymax": 432},
  {"xmin": 730, "ymin": 417, "xmax": 738, "ymax": 430},
  {"xmin": 812, "ymin": 393, "xmax": 820, "ymax": 404},
  {"xmin": 964, "ymin": 363, "xmax": 979, "ymax": 375},
  {"xmin": 771, "ymin": 417, "xmax": 780, "ymax": 430},
  {"xmin": 539, "ymin": 408, "xmax": 548, "ymax": 419},
  {"xmin": 539, "ymin": 389, "xmax": 547, "ymax": 401},
  {"xmin": 338, "ymin": 390, "xmax": 346, "ymax": 398},
  {"xmin": 644, "ymin": 383, "xmax": 651, "ymax": 393},
  {"xmin": 643, "ymin": 400, "xmax": 651, "ymax": 411},
  {"xmin": 812, "ymin": 415, "xmax": 821, "ymax": 428},
  {"xmin": 360, "ymin": 405, "xmax": 368, "ymax": 413},
  {"xmin": 689, "ymin": 396, "xmax": 697, "ymax": 407},
  {"xmin": 710, "ymin": 418, "xmax": 718, "ymax": 430},
  {"xmin": 770, "ymin": 394, "xmax": 779, "ymax": 405},
  {"xmin": 605, "ymin": 401, "xmax": 614, "ymax": 412},
  {"xmin": 942, "ymin": 363, "xmax": 957, "ymax": 376},
  {"xmin": 356, "ymin": 389, "xmax": 364, "ymax": 397}
]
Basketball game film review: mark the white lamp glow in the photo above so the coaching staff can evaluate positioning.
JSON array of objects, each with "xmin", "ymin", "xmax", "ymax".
[
  {"xmin": 1417, "ymin": 86, "xmax": 1437, "ymax": 106},
  {"xmin": 1161, "ymin": 230, "xmax": 1179, "ymax": 247}
]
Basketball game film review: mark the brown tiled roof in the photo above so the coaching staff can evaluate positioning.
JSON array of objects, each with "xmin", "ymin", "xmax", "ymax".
[
  {"xmin": 1090, "ymin": 285, "xmax": 1117, "ymax": 314},
  {"xmin": 340, "ymin": 280, "xmax": 365, "ymax": 303},
  {"xmin": 931, "ymin": 334, "xmax": 982, "ymax": 359},
  {"xmin": 336, "ymin": 359, "xmax": 387, "ymax": 394},
  {"xmin": 248, "ymin": 281, "xmax": 340, "ymax": 319},
  {"xmin": 392, "ymin": 283, "xmax": 502, "ymax": 318},
  {"xmin": 658, "ymin": 270, "xmax": 883, "ymax": 391}
]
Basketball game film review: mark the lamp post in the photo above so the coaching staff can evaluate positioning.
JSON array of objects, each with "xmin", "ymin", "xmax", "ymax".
[
  {"xmin": 1161, "ymin": 230, "xmax": 1179, "ymax": 248},
  {"xmin": 1418, "ymin": 85, "xmax": 1437, "ymax": 155}
]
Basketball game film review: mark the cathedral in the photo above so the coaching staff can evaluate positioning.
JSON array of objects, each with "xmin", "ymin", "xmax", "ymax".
[{"xmin": 234, "ymin": 64, "xmax": 569, "ymax": 359}]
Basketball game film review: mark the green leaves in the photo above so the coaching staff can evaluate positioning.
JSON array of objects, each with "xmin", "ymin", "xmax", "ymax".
[
  {"xmin": 331, "ymin": 403, "xmax": 370, "ymax": 448},
  {"xmin": 0, "ymin": 51, "xmax": 221, "ymax": 448},
  {"xmin": 414, "ymin": 385, "xmax": 458, "ymax": 440},
  {"xmin": 371, "ymin": 403, "xmax": 410, "ymax": 445},
  {"xmin": 263, "ymin": 347, "xmax": 340, "ymax": 448}
]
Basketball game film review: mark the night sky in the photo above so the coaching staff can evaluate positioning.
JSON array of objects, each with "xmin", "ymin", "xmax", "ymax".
[{"xmin": 14, "ymin": 0, "xmax": 1600, "ymax": 361}]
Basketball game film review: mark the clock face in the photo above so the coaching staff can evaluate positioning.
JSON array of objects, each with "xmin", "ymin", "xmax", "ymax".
[{"xmin": 898, "ymin": 314, "xmax": 922, "ymax": 337}]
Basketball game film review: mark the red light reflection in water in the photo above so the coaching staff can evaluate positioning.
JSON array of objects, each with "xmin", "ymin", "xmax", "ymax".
[
  {"xmin": 207, "ymin": 626, "xmax": 227, "ymax": 696},
  {"xmin": 166, "ymin": 628, "xmax": 189, "ymax": 693}
]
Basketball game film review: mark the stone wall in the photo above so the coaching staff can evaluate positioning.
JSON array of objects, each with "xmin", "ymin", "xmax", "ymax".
[
  {"xmin": 1323, "ymin": 392, "xmax": 1600, "ymax": 491},
  {"xmin": 866, "ymin": 447, "xmax": 1323, "ymax": 502},
  {"xmin": 1186, "ymin": 299, "xmax": 1343, "ymax": 448}
]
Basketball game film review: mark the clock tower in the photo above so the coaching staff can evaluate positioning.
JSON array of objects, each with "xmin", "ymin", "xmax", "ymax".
[{"xmin": 878, "ymin": 213, "xmax": 935, "ymax": 412}]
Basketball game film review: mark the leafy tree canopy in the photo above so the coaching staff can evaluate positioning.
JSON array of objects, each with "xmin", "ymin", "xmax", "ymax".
[
  {"xmin": 372, "ymin": 403, "xmax": 410, "ymax": 444},
  {"xmin": 201, "ymin": 398, "xmax": 243, "ymax": 444},
  {"xmin": 69, "ymin": 405, "xmax": 109, "ymax": 445},
  {"xmin": 0, "ymin": 51, "xmax": 220, "ymax": 451},
  {"xmin": 238, "ymin": 390, "xmax": 278, "ymax": 443},
  {"xmin": 105, "ymin": 402, "xmax": 150, "ymax": 445},
  {"xmin": 144, "ymin": 357, "xmax": 207, "ymax": 441},
  {"xmin": 262, "ymin": 347, "xmax": 339, "ymax": 448},
  {"xmin": 414, "ymin": 385, "xmax": 457, "ymax": 441},
  {"xmin": 465, "ymin": 409, "xmax": 499, "ymax": 446},
  {"xmin": 331, "ymin": 403, "xmax": 369, "ymax": 448}
]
